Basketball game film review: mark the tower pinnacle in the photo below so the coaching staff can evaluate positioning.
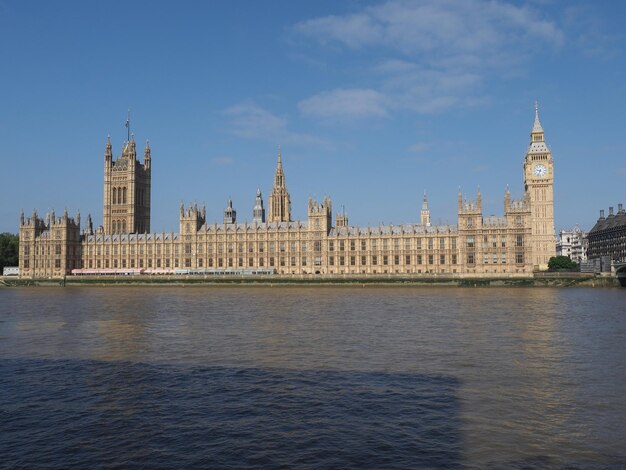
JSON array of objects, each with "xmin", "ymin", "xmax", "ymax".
[
  {"xmin": 532, "ymin": 100, "xmax": 544, "ymax": 135},
  {"xmin": 268, "ymin": 149, "xmax": 291, "ymax": 223}
]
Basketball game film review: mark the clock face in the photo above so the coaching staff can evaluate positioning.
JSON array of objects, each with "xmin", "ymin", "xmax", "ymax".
[{"xmin": 533, "ymin": 164, "xmax": 547, "ymax": 177}]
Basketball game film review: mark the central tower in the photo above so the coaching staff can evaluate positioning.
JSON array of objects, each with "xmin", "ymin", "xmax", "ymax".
[
  {"xmin": 103, "ymin": 129, "xmax": 152, "ymax": 234},
  {"xmin": 268, "ymin": 148, "xmax": 291, "ymax": 223},
  {"xmin": 523, "ymin": 102, "xmax": 556, "ymax": 270}
]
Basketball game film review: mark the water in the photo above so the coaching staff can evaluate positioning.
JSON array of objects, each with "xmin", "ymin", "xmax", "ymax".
[{"xmin": 1, "ymin": 286, "xmax": 625, "ymax": 468}]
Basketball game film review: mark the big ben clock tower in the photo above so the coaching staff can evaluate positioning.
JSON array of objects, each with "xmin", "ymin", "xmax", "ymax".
[{"xmin": 524, "ymin": 101, "xmax": 556, "ymax": 270}]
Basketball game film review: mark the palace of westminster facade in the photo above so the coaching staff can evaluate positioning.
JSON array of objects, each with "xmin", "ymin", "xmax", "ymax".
[{"xmin": 18, "ymin": 106, "xmax": 556, "ymax": 278}]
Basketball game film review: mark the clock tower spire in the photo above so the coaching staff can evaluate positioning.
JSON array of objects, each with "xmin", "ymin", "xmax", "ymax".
[{"xmin": 523, "ymin": 101, "xmax": 556, "ymax": 270}]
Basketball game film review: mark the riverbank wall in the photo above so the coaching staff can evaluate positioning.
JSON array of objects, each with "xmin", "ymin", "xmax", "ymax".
[{"xmin": 1, "ymin": 274, "xmax": 620, "ymax": 288}]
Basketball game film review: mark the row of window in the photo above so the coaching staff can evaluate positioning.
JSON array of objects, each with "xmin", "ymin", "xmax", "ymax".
[
  {"xmin": 466, "ymin": 235, "xmax": 524, "ymax": 248},
  {"xmin": 23, "ymin": 259, "xmax": 62, "ymax": 269},
  {"xmin": 329, "ymin": 254, "xmax": 459, "ymax": 266},
  {"xmin": 466, "ymin": 252, "xmax": 524, "ymax": 264}
]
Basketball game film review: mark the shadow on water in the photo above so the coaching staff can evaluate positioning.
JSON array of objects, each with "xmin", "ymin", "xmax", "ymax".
[{"xmin": 1, "ymin": 359, "xmax": 462, "ymax": 469}]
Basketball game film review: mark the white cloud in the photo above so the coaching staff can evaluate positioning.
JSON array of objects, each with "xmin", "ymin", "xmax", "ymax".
[
  {"xmin": 224, "ymin": 102, "xmax": 328, "ymax": 147},
  {"xmin": 292, "ymin": 0, "xmax": 565, "ymax": 120},
  {"xmin": 294, "ymin": 0, "xmax": 563, "ymax": 56},
  {"xmin": 298, "ymin": 88, "xmax": 388, "ymax": 120}
]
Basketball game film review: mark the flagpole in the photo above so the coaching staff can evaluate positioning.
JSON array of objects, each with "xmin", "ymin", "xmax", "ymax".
[{"xmin": 126, "ymin": 109, "xmax": 131, "ymax": 142}]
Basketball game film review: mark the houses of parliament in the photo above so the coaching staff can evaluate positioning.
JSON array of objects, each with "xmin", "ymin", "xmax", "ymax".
[{"xmin": 18, "ymin": 106, "xmax": 556, "ymax": 278}]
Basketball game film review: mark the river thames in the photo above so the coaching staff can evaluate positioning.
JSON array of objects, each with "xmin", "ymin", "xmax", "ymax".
[{"xmin": 1, "ymin": 286, "xmax": 625, "ymax": 468}]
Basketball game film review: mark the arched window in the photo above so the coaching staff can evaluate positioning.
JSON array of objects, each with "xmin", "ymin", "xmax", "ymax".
[
  {"xmin": 123, "ymin": 187, "xmax": 127, "ymax": 204},
  {"xmin": 122, "ymin": 220, "xmax": 127, "ymax": 233},
  {"xmin": 113, "ymin": 188, "xmax": 117, "ymax": 204}
]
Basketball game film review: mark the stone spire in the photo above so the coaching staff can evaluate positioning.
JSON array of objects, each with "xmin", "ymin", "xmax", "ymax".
[
  {"xmin": 268, "ymin": 147, "xmax": 292, "ymax": 223},
  {"xmin": 504, "ymin": 185, "xmax": 511, "ymax": 211},
  {"xmin": 274, "ymin": 146, "xmax": 285, "ymax": 188},
  {"xmin": 527, "ymin": 100, "xmax": 550, "ymax": 156},
  {"xmin": 252, "ymin": 188, "xmax": 265, "ymax": 224},
  {"xmin": 532, "ymin": 100, "xmax": 544, "ymax": 134},
  {"xmin": 420, "ymin": 191, "xmax": 431, "ymax": 227}
]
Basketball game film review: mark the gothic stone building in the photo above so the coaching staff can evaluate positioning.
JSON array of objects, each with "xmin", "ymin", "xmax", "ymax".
[{"xmin": 18, "ymin": 107, "xmax": 556, "ymax": 278}]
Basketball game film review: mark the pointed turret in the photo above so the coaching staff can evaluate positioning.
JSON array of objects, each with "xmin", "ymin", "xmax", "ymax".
[
  {"xmin": 274, "ymin": 146, "xmax": 285, "ymax": 188},
  {"xmin": 144, "ymin": 139, "xmax": 151, "ymax": 168},
  {"xmin": 252, "ymin": 188, "xmax": 265, "ymax": 224},
  {"xmin": 504, "ymin": 185, "xmax": 511, "ymax": 211},
  {"xmin": 420, "ymin": 191, "xmax": 431, "ymax": 227},
  {"xmin": 128, "ymin": 133, "xmax": 137, "ymax": 158},
  {"xmin": 20, "ymin": 208, "xmax": 24, "ymax": 225},
  {"xmin": 336, "ymin": 205, "xmax": 348, "ymax": 228},
  {"xmin": 104, "ymin": 135, "xmax": 113, "ymax": 164},
  {"xmin": 224, "ymin": 198, "xmax": 237, "ymax": 224}
]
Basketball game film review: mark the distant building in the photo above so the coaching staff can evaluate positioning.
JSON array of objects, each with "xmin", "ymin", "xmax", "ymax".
[
  {"xmin": 2, "ymin": 266, "xmax": 19, "ymax": 276},
  {"xmin": 585, "ymin": 204, "xmax": 626, "ymax": 271},
  {"xmin": 556, "ymin": 226, "xmax": 587, "ymax": 263}
]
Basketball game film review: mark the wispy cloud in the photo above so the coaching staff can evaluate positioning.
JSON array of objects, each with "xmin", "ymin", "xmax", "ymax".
[
  {"xmin": 224, "ymin": 102, "xmax": 328, "ymax": 147},
  {"xmin": 298, "ymin": 88, "xmax": 388, "ymax": 121},
  {"xmin": 294, "ymin": 0, "xmax": 563, "ymax": 56},
  {"xmin": 292, "ymin": 0, "xmax": 564, "ymax": 121}
]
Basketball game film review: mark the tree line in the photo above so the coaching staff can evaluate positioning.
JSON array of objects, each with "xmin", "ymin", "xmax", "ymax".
[{"xmin": 0, "ymin": 233, "xmax": 19, "ymax": 273}]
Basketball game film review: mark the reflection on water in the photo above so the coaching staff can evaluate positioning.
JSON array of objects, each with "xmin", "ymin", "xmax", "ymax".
[{"xmin": 1, "ymin": 286, "xmax": 625, "ymax": 468}]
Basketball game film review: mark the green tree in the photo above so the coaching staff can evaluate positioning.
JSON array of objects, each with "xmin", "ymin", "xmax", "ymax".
[
  {"xmin": 0, "ymin": 233, "xmax": 19, "ymax": 273},
  {"xmin": 548, "ymin": 255, "xmax": 578, "ymax": 271}
]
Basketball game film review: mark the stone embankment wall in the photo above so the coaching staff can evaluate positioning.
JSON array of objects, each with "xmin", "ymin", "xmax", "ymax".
[{"xmin": 1, "ymin": 274, "xmax": 620, "ymax": 288}]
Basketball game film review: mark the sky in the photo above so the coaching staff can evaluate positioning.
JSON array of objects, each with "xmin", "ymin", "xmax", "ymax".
[{"xmin": 1, "ymin": 0, "xmax": 625, "ymax": 234}]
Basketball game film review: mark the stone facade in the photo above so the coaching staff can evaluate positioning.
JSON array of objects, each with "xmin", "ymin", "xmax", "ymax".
[
  {"xmin": 103, "ymin": 134, "xmax": 151, "ymax": 235},
  {"xmin": 18, "ymin": 107, "xmax": 556, "ymax": 278}
]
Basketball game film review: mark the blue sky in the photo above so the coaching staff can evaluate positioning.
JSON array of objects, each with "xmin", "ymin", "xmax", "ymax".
[{"xmin": 1, "ymin": 0, "xmax": 624, "ymax": 234}]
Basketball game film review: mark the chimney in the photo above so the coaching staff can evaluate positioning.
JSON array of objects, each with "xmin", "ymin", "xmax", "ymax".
[
  {"xmin": 619, "ymin": 203, "xmax": 624, "ymax": 214},
  {"xmin": 609, "ymin": 207, "xmax": 614, "ymax": 217},
  {"xmin": 600, "ymin": 209, "xmax": 605, "ymax": 219}
]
